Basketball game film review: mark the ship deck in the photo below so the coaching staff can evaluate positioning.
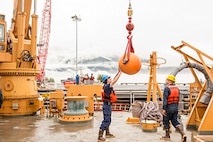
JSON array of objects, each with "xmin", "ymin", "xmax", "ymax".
[{"xmin": 0, "ymin": 111, "xmax": 195, "ymax": 142}]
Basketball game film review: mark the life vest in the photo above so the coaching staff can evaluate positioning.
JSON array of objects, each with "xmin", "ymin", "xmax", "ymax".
[
  {"xmin": 167, "ymin": 85, "xmax": 179, "ymax": 104},
  {"xmin": 101, "ymin": 86, "xmax": 117, "ymax": 103}
]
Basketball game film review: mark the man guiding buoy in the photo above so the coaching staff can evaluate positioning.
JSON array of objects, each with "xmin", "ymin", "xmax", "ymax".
[{"xmin": 98, "ymin": 70, "xmax": 122, "ymax": 142}]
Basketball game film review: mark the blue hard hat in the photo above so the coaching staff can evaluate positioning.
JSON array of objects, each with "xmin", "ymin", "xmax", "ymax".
[{"xmin": 102, "ymin": 75, "xmax": 110, "ymax": 82}]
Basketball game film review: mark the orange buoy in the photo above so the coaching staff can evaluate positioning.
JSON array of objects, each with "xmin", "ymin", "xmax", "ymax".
[{"xmin": 118, "ymin": 53, "xmax": 142, "ymax": 75}]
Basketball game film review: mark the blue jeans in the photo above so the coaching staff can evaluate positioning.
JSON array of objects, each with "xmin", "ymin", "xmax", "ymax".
[
  {"xmin": 100, "ymin": 103, "xmax": 112, "ymax": 130},
  {"xmin": 163, "ymin": 104, "xmax": 180, "ymax": 129}
]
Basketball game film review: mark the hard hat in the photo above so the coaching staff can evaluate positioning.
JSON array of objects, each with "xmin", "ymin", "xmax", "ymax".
[
  {"xmin": 102, "ymin": 75, "xmax": 110, "ymax": 82},
  {"xmin": 166, "ymin": 74, "xmax": 175, "ymax": 82}
]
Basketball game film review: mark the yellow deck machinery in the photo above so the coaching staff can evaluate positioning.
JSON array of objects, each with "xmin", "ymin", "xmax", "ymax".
[
  {"xmin": 126, "ymin": 51, "xmax": 165, "ymax": 132},
  {"xmin": 59, "ymin": 84, "xmax": 102, "ymax": 122},
  {"xmin": 171, "ymin": 41, "xmax": 213, "ymax": 139},
  {"xmin": 140, "ymin": 51, "xmax": 165, "ymax": 132},
  {"xmin": 0, "ymin": 0, "xmax": 43, "ymax": 116},
  {"xmin": 47, "ymin": 90, "xmax": 64, "ymax": 117}
]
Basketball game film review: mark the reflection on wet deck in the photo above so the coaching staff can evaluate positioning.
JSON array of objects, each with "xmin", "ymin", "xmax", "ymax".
[{"xmin": 0, "ymin": 111, "xmax": 192, "ymax": 142}]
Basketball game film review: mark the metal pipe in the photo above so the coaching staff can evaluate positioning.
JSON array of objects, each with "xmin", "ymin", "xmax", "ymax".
[
  {"xmin": 34, "ymin": 0, "xmax": 37, "ymax": 14},
  {"xmin": 71, "ymin": 15, "xmax": 81, "ymax": 75}
]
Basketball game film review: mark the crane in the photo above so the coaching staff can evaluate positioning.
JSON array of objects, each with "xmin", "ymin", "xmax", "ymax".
[
  {"xmin": 0, "ymin": 0, "xmax": 43, "ymax": 116},
  {"xmin": 37, "ymin": 0, "xmax": 51, "ymax": 85}
]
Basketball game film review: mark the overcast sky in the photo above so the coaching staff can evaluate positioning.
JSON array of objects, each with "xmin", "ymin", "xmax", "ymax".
[{"xmin": 1, "ymin": 0, "xmax": 213, "ymax": 67}]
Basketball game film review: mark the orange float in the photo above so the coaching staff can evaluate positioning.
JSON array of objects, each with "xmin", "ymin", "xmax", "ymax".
[{"xmin": 119, "ymin": 52, "xmax": 141, "ymax": 75}]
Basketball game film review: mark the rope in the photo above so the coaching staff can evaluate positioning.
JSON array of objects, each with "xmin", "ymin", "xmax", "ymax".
[
  {"xmin": 131, "ymin": 101, "xmax": 163, "ymax": 123},
  {"xmin": 131, "ymin": 100, "xmax": 144, "ymax": 117}
]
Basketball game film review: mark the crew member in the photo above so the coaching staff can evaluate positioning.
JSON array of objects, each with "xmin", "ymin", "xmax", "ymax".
[
  {"xmin": 98, "ymin": 70, "xmax": 122, "ymax": 142},
  {"xmin": 160, "ymin": 74, "xmax": 187, "ymax": 142},
  {"xmin": 90, "ymin": 73, "xmax": 95, "ymax": 84}
]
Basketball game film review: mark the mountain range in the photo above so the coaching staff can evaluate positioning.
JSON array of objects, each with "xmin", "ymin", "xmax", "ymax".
[
  {"xmin": 45, "ymin": 53, "xmax": 183, "ymax": 76},
  {"xmin": 44, "ymin": 53, "xmax": 203, "ymax": 84}
]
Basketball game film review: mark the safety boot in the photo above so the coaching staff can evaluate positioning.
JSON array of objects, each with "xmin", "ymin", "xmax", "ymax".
[
  {"xmin": 98, "ymin": 129, "xmax": 108, "ymax": 142},
  {"xmin": 106, "ymin": 127, "xmax": 115, "ymax": 138},
  {"xmin": 176, "ymin": 125, "xmax": 187, "ymax": 142},
  {"xmin": 160, "ymin": 129, "xmax": 170, "ymax": 141}
]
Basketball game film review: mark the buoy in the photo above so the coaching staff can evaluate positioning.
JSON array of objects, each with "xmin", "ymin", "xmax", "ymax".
[{"xmin": 119, "ymin": 53, "xmax": 141, "ymax": 75}]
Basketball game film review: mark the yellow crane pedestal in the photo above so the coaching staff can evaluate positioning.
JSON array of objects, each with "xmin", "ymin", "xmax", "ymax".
[
  {"xmin": 59, "ymin": 96, "xmax": 92, "ymax": 122},
  {"xmin": 0, "ymin": 1, "xmax": 43, "ymax": 116}
]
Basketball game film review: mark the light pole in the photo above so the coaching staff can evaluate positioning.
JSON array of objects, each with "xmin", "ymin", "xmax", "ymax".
[{"xmin": 71, "ymin": 15, "xmax": 81, "ymax": 75}]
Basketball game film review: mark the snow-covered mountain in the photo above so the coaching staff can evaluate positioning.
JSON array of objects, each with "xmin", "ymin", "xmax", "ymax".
[
  {"xmin": 44, "ymin": 51, "xmax": 191, "ymax": 83},
  {"xmin": 46, "ymin": 54, "xmax": 120, "ymax": 74},
  {"xmin": 45, "ymin": 52, "xmax": 149, "ymax": 83}
]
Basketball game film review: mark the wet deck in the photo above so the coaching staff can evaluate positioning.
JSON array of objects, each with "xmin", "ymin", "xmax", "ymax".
[{"xmin": 0, "ymin": 111, "xmax": 195, "ymax": 142}]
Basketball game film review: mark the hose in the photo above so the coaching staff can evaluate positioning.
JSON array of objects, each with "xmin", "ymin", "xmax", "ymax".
[{"xmin": 170, "ymin": 62, "xmax": 213, "ymax": 104}]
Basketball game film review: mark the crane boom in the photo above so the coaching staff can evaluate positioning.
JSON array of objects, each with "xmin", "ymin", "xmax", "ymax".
[{"xmin": 37, "ymin": 0, "xmax": 51, "ymax": 83}]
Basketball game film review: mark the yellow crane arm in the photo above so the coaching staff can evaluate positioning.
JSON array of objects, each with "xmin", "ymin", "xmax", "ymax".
[{"xmin": 12, "ymin": 0, "xmax": 32, "ymax": 39}]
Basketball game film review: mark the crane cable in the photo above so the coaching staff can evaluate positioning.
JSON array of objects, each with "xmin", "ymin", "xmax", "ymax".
[{"xmin": 122, "ymin": 0, "xmax": 135, "ymax": 64}]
